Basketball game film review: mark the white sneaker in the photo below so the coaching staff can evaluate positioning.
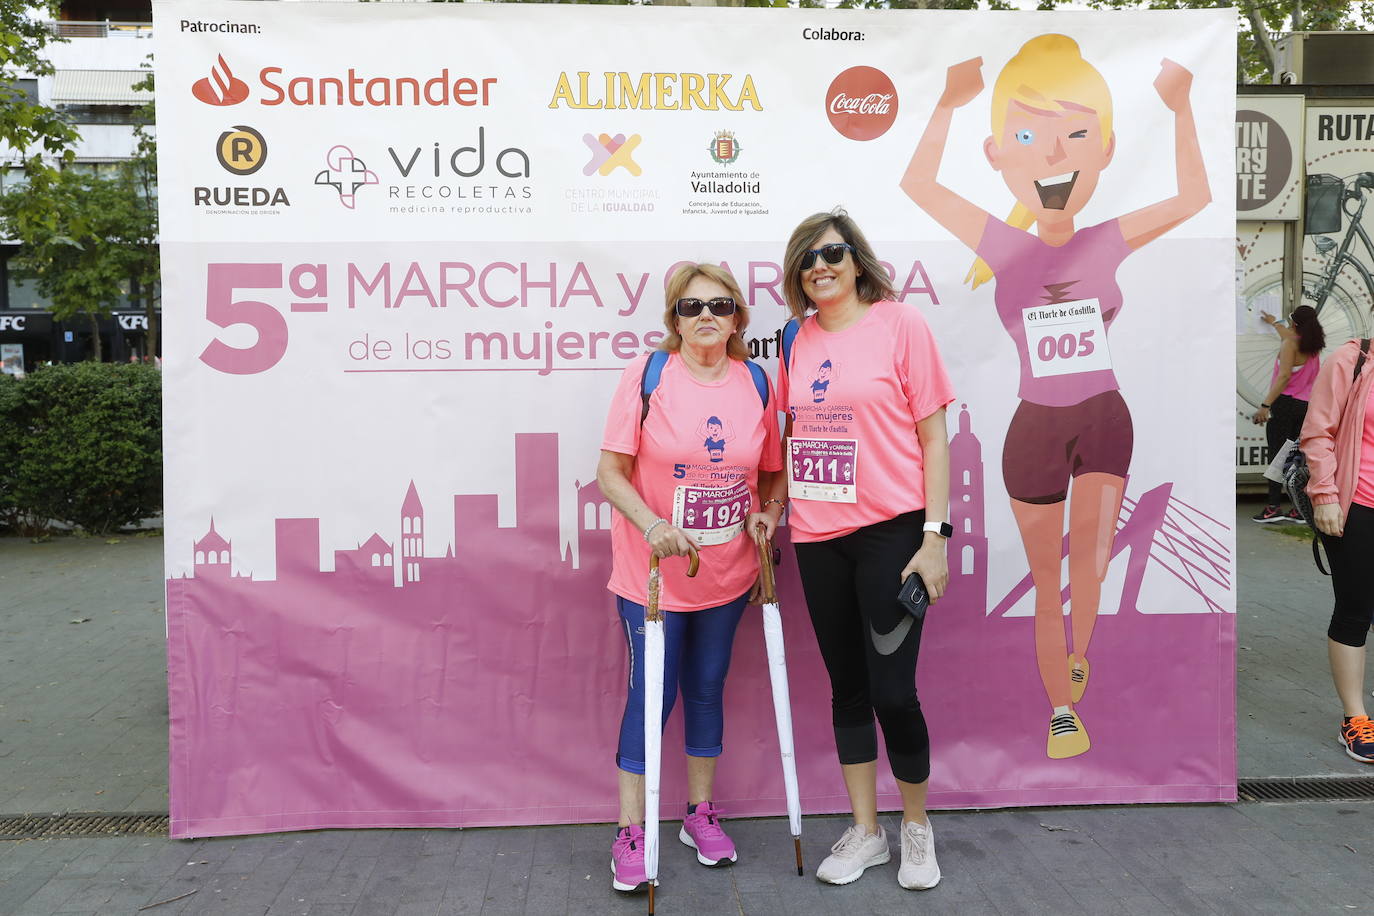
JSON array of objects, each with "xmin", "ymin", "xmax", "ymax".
[
  {"xmin": 897, "ymin": 819, "xmax": 941, "ymax": 890},
  {"xmin": 815, "ymin": 824, "xmax": 889, "ymax": 885}
]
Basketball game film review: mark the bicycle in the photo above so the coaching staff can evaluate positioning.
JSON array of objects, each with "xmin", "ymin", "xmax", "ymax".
[{"xmin": 1238, "ymin": 172, "xmax": 1374, "ymax": 409}]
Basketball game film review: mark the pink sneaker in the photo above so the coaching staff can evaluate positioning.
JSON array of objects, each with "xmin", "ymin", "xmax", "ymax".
[
  {"xmin": 678, "ymin": 801, "xmax": 738, "ymax": 866},
  {"xmin": 611, "ymin": 825, "xmax": 653, "ymax": 892}
]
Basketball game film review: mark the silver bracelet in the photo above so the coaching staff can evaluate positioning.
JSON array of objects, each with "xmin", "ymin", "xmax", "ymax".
[{"xmin": 643, "ymin": 518, "xmax": 668, "ymax": 542}]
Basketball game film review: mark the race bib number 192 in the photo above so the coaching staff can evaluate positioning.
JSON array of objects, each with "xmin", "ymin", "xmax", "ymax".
[{"xmin": 672, "ymin": 478, "xmax": 751, "ymax": 547}]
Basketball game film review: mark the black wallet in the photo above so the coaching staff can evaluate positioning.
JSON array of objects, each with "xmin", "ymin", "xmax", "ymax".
[{"xmin": 897, "ymin": 574, "xmax": 930, "ymax": 621}]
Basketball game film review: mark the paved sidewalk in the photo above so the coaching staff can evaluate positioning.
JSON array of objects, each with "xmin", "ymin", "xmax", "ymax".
[
  {"xmin": 3, "ymin": 804, "xmax": 1373, "ymax": 915},
  {"xmin": 1, "ymin": 500, "xmax": 1372, "ymax": 915},
  {"xmin": 0, "ymin": 535, "xmax": 168, "ymax": 814}
]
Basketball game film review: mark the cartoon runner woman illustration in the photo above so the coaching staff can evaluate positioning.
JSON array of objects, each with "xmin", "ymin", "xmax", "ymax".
[
  {"xmin": 698, "ymin": 416, "xmax": 736, "ymax": 463},
  {"xmin": 811, "ymin": 360, "xmax": 834, "ymax": 403},
  {"xmin": 899, "ymin": 34, "xmax": 1210, "ymax": 759}
]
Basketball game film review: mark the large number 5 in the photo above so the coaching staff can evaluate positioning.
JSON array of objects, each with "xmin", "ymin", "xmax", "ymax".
[{"xmin": 199, "ymin": 264, "xmax": 288, "ymax": 375}]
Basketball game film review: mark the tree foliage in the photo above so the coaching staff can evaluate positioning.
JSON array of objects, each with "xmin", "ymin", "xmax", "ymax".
[
  {"xmin": 0, "ymin": 361, "xmax": 162, "ymax": 535},
  {"xmin": 0, "ymin": 0, "xmax": 78, "ymax": 171},
  {"xmin": 0, "ymin": 152, "xmax": 158, "ymax": 361}
]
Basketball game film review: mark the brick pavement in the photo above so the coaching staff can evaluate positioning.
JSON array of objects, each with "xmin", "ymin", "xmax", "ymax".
[{"xmin": 1, "ymin": 501, "xmax": 1373, "ymax": 915}]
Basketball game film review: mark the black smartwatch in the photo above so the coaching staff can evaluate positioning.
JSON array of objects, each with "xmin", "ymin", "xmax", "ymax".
[{"xmin": 922, "ymin": 520, "xmax": 954, "ymax": 539}]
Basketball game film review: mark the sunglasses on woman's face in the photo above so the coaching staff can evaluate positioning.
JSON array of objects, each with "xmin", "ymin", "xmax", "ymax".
[
  {"xmin": 798, "ymin": 243, "xmax": 855, "ymax": 271},
  {"xmin": 675, "ymin": 297, "xmax": 737, "ymax": 318}
]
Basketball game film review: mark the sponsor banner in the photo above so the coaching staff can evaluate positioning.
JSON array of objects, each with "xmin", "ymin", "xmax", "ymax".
[
  {"xmin": 156, "ymin": 0, "xmax": 1237, "ymax": 837},
  {"xmin": 1236, "ymin": 95, "xmax": 1304, "ymax": 220}
]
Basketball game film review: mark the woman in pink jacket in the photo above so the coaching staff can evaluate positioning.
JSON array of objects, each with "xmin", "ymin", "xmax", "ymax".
[{"xmin": 1300, "ymin": 337, "xmax": 1374, "ymax": 763}]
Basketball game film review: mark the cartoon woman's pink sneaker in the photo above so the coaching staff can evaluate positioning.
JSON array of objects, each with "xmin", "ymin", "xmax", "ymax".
[
  {"xmin": 679, "ymin": 801, "xmax": 738, "ymax": 866},
  {"xmin": 611, "ymin": 825, "xmax": 654, "ymax": 892}
]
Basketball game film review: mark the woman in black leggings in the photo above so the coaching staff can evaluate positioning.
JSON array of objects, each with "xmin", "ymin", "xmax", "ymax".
[
  {"xmin": 777, "ymin": 210, "xmax": 954, "ymax": 890},
  {"xmin": 1301, "ymin": 336, "xmax": 1374, "ymax": 764},
  {"xmin": 1253, "ymin": 306, "xmax": 1324, "ymax": 523}
]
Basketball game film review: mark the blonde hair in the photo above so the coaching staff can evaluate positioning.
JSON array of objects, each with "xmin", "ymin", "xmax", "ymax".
[
  {"xmin": 782, "ymin": 208, "xmax": 895, "ymax": 322},
  {"xmin": 659, "ymin": 263, "xmax": 752, "ymax": 361},
  {"xmin": 968, "ymin": 34, "xmax": 1114, "ymax": 289}
]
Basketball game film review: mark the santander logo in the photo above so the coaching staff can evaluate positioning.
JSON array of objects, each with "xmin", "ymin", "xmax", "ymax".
[
  {"xmin": 192, "ymin": 55, "xmax": 250, "ymax": 107},
  {"xmin": 825, "ymin": 66, "xmax": 898, "ymax": 141}
]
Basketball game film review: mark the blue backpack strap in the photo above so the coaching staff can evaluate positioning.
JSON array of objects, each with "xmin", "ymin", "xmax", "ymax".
[
  {"xmin": 643, "ymin": 350, "xmax": 768, "ymax": 426},
  {"xmin": 639, "ymin": 350, "xmax": 670, "ymax": 426},
  {"xmin": 781, "ymin": 317, "xmax": 801, "ymax": 372},
  {"xmin": 745, "ymin": 360, "xmax": 769, "ymax": 412}
]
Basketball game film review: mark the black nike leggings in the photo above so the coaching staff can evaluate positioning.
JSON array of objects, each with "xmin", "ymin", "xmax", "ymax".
[
  {"xmin": 793, "ymin": 511, "xmax": 930, "ymax": 784},
  {"xmin": 1321, "ymin": 501, "xmax": 1374, "ymax": 648}
]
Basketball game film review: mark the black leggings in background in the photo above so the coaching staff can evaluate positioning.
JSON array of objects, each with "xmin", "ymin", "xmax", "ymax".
[
  {"xmin": 793, "ymin": 511, "xmax": 930, "ymax": 784},
  {"xmin": 1266, "ymin": 394, "xmax": 1309, "ymax": 505},
  {"xmin": 1322, "ymin": 502, "xmax": 1374, "ymax": 648}
]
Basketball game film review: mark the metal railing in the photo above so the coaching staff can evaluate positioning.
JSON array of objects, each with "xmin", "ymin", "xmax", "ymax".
[{"xmin": 49, "ymin": 20, "xmax": 153, "ymax": 39}]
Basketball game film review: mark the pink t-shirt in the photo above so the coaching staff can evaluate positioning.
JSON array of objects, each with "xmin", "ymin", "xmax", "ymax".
[
  {"xmin": 778, "ymin": 299, "xmax": 955, "ymax": 542},
  {"xmin": 1278, "ymin": 354, "xmax": 1320, "ymax": 401},
  {"xmin": 602, "ymin": 352, "xmax": 783, "ymax": 611},
  {"xmin": 975, "ymin": 216, "xmax": 1132, "ymax": 408},
  {"xmin": 1352, "ymin": 381, "xmax": 1374, "ymax": 507}
]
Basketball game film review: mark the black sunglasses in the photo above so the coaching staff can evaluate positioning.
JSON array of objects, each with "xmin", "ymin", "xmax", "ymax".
[
  {"xmin": 799, "ymin": 243, "xmax": 855, "ymax": 271},
  {"xmin": 675, "ymin": 297, "xmax": 737, "ymax": 318}
]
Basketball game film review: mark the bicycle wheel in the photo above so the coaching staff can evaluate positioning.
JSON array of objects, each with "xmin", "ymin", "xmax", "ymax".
[{"xmin": 1237, "ymin": 272, "xmax": 1370, "ymax": 408}]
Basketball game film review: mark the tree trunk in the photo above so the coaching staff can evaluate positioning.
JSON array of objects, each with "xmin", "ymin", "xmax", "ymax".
[
  {"xmin": 88, "ymin": 311, "xmax": 102, "ymax": 362},
  {"xmin": 144, "ymin": 286, "xmax": 158, "ymax": 361},
  {"xmin": 1239, "ymin": 0, "xmax": 1280, "ymax": 83}
]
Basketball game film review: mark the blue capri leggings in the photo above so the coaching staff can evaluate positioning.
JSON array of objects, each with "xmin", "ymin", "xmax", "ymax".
[{"xmin": 615, "ymin": 593, "xmax": 748, "ymax": 774}]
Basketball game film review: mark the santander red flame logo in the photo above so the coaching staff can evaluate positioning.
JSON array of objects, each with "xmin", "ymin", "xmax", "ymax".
[
  {"xmin": 825, "ymin": 66, "xmax": 898, "ymax": 142},
  {"xmin": 192, "ymin": 55, "xmax": 250, "ymax": 107}
]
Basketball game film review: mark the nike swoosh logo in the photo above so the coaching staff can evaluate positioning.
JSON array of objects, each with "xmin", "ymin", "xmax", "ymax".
[{"xmin": 870, "ymin": 616, "xmax": 914, "ymax": 656}]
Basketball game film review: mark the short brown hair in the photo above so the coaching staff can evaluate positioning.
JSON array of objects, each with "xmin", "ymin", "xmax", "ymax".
[
  {"xmin": 658, "ymin": 263, "xmax": 752, "ymax": 361},
  {"xmin": 782, "ymin": 208, "xmax": 895, "ymax": 322}
]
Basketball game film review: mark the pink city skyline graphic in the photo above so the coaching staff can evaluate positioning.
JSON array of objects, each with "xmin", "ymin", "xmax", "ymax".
[{"xmin": 165, "ymin": 405, "xmax": 1235, "ymax": 839}]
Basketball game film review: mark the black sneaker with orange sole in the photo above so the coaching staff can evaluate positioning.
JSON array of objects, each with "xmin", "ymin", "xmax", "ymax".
[{"xmin": 1339, "ymin": 715, "xmax": 1374, "ymax": 763}]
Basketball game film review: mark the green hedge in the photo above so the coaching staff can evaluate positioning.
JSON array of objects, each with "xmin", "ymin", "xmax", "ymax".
[{"xmin": 0, "ymin": 362, "xmax": 161, "ymax": 535}]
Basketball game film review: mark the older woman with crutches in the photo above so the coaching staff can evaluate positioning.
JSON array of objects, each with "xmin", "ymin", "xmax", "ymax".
[{"xmin": 596, "ymin": 263, "xmax": 786, "ymax": 897}]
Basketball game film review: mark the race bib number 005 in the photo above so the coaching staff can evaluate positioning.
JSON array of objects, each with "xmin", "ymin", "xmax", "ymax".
[
  {"xmin": 788, "ymin": 437, "xmax": 858, "ymax": 503},
  {"xmin": 1021, "ymin": 298, "xmax": 1112, "ymax": 379},
  {"xmin": 672, "ymin": 478, "xmax": 751, "ymax": 547}
]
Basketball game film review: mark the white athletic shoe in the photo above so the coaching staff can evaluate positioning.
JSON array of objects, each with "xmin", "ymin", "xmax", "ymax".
[
  {"xmin": 815, "ymin": 824, "xmax": 889, "ymax": 885},
  {"xmin": 897, "ymin": 819, "xmax": 941, "ymax": 890}
]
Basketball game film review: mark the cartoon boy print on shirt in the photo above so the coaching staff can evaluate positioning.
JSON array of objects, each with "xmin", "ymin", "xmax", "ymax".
[
  {"xmin": 810, "ymin": 360, "xmax": 836, "ymax": 403},
  {"xmin": 697, "ymin": 415, "xmax": 736, "ymax": 463}
]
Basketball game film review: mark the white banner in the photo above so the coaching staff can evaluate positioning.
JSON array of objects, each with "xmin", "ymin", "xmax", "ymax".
[{"xmin": 157, "ymin": 1, "xmax": 1237, "ymax": 837}]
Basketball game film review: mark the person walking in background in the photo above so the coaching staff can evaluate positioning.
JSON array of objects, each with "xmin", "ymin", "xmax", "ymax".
[
  {"xmin": 779, "ymin": 209, "xmax": 954, "ymax": 891},
  {"xmin": 1252, "ymin": 306, "xmax": 1324, "ymax": 523},
  {"xmin": 1301, "ymin": 336, "xmax": 1374, "ymax": 764},
  {"xmin": 596, "ymin": 263, "xmax": 786, "ymax": 893}
]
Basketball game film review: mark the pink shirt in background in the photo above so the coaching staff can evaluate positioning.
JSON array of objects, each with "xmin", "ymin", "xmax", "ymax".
[
  {"xmin": 1352, "ymin": 381, "xmax": 1374, "ymax": 507},
  {"xmin": 602, "ymin": 352, "xmax": 782, "ymax": 611},
  {"xmin": 778, "ymin": 299, "xmax": 954, "ymax": 543},
  {"xmin": 1300, "ymin": 340, "xmax": 1374, "ymax": 513},
  {"xmin": 1278, "ymin": 354, "xmax": 1320, "ymax": 401}
]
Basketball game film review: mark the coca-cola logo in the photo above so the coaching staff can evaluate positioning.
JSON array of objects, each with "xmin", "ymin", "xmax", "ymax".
[{"xmin": 825, "ymin": 66, "xmax": 898, "ymax": 142}]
